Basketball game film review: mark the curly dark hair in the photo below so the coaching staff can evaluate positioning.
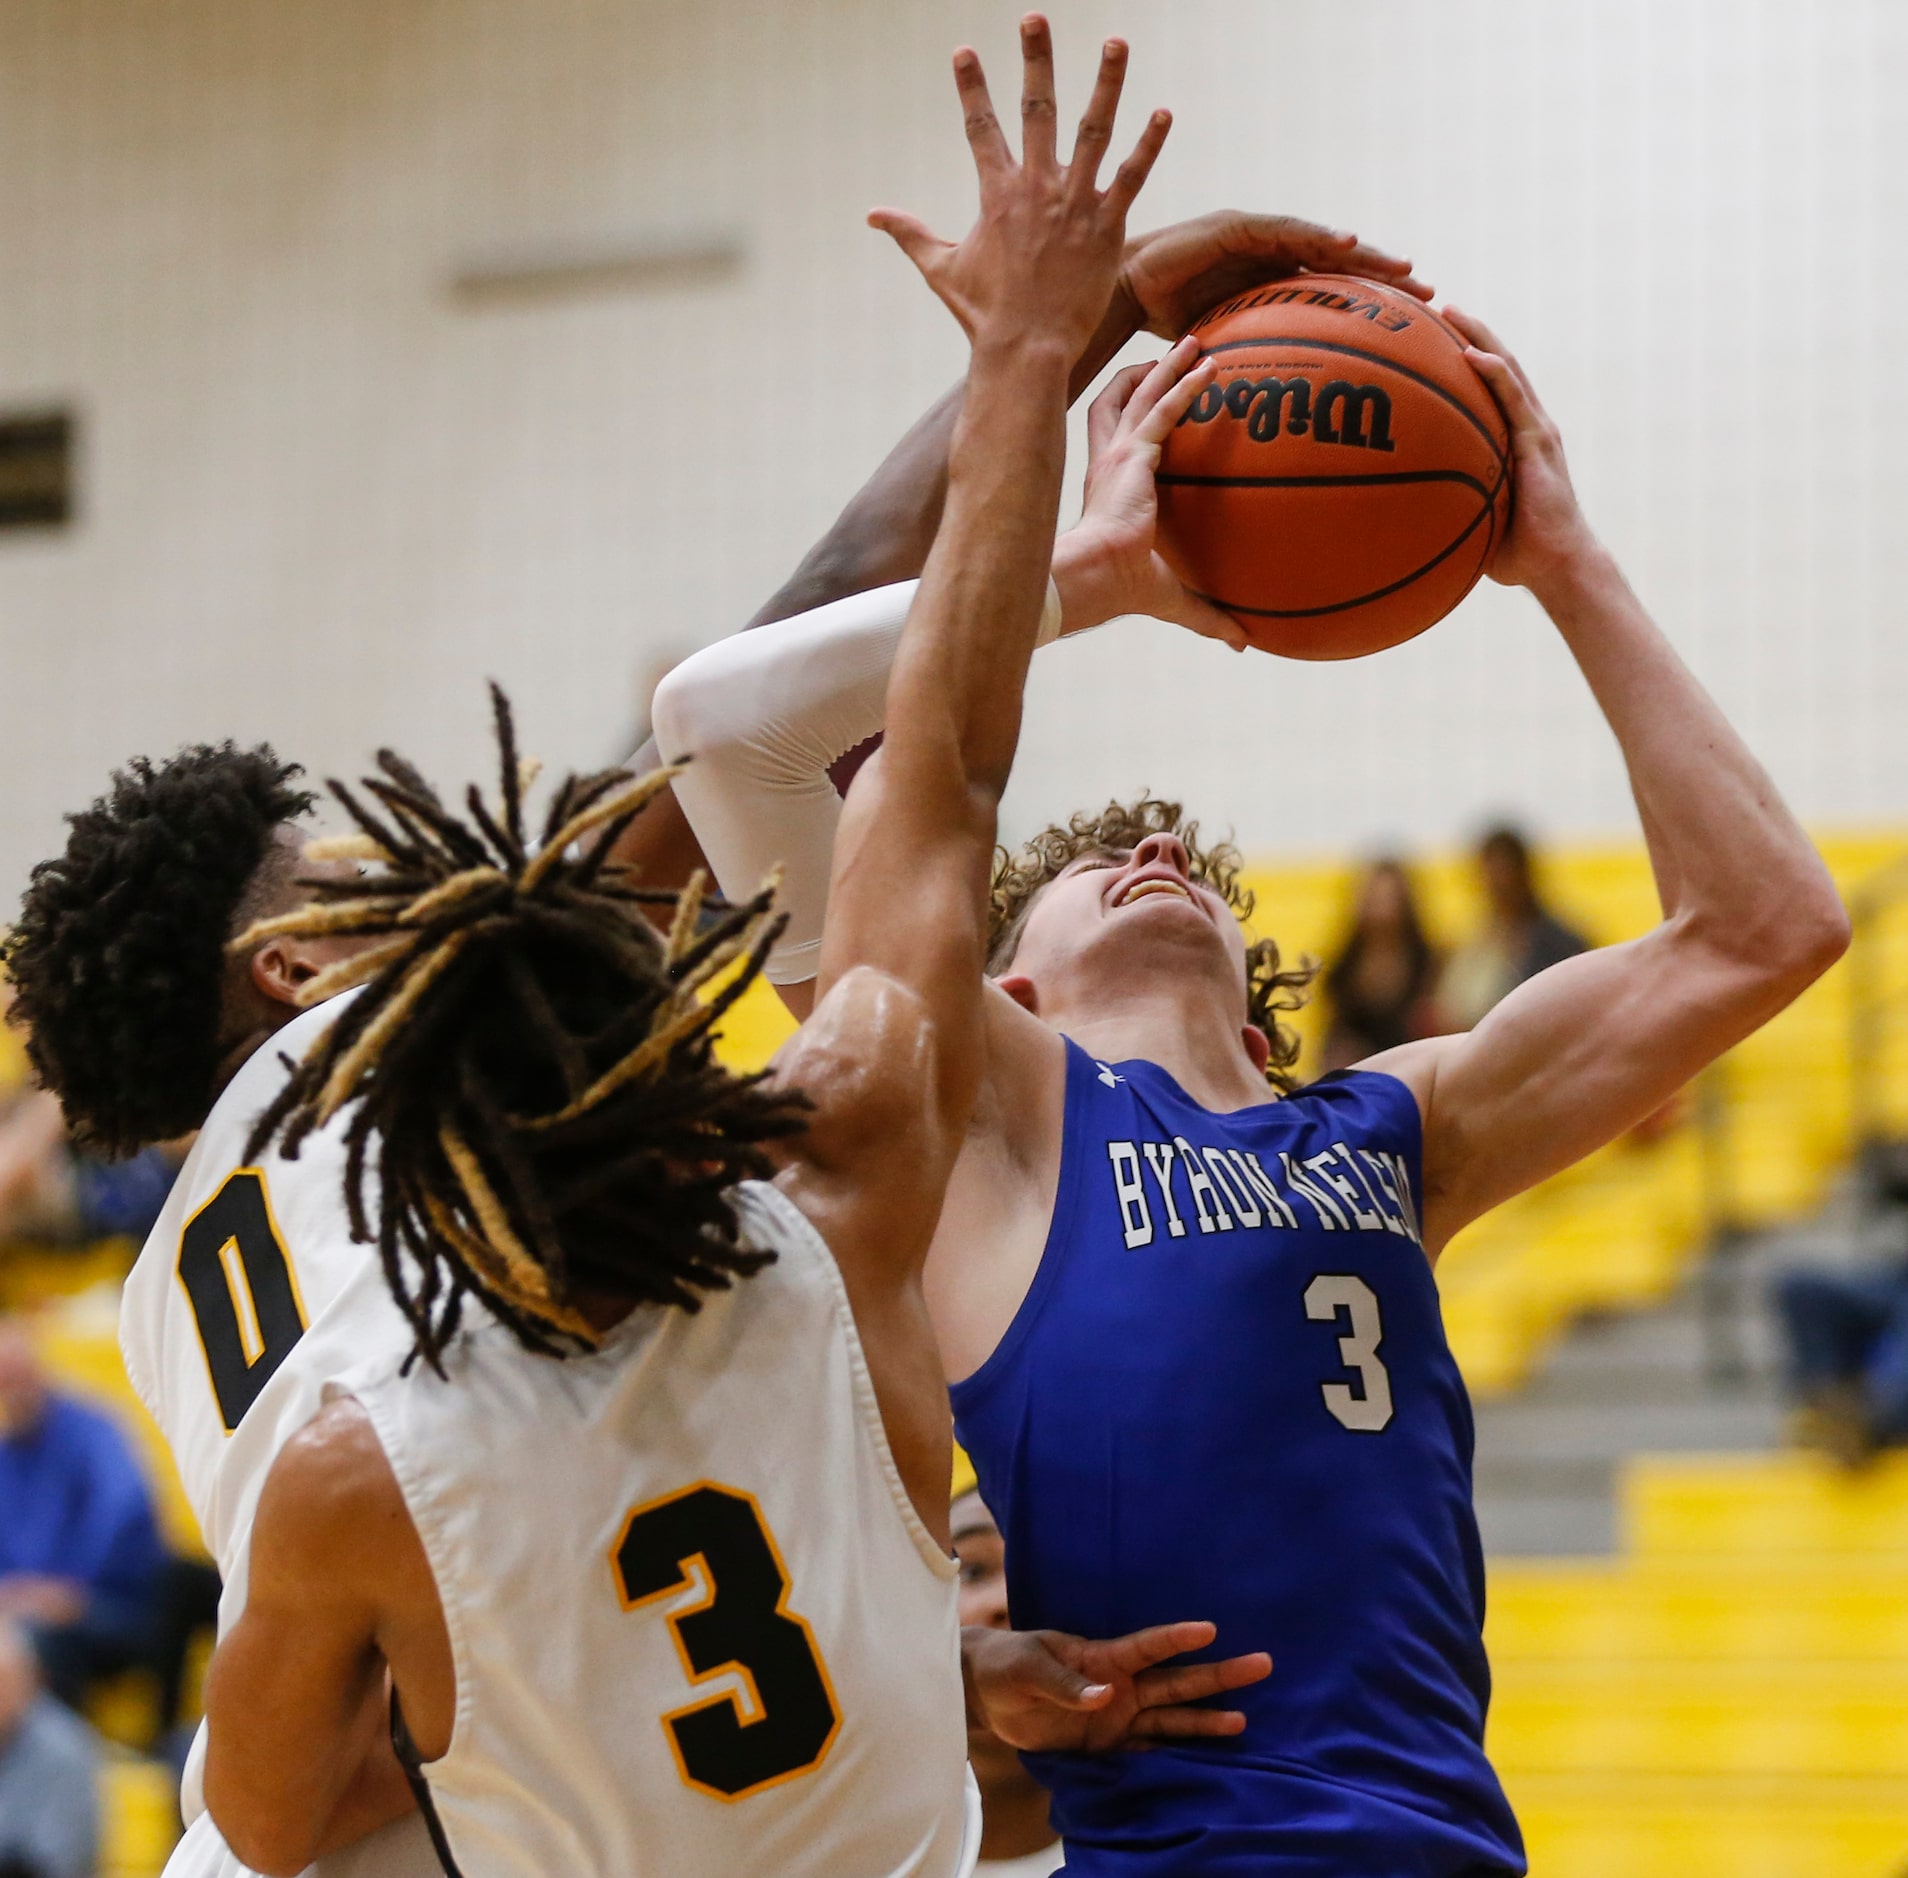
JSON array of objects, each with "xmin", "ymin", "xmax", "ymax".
[
  {"xmin": 2, "ymin": 745, "xmax": 315, "ymax": 1155},
  {"xmin": 245, "ymin": 686, "xmax": 811, "ymax": 1371},
  {"xmin": 987, "ymin": 796, "xmax": 1314, "ymax": 1092}
]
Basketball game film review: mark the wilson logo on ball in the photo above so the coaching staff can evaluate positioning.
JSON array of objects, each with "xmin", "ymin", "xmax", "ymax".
[
  {"xmin": 1155, "ymin": 272, "xmax": 1512, "ymax": 658},
  {"xmin": 1182, "ymin": 377, "xmax": 1397, "ymax": 453}
]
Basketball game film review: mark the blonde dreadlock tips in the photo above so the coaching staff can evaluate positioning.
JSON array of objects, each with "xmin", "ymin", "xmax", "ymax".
[
  {"xmin": 228, "ymin": 896, "xmax": 404, "ymax": 955},
  {"xmin": 314, "ymin": 929, "xmax": 473, "ymax": 1124},
  {"xmin": 665, "ymin": 869, "xmax": 709, "ymax": 965},
  {"xmin": 520, "ymin": 764, "xmax": 685, "ymax": 893},
  {"xmin": 302, "ymin": 833, "xmax": 390, "ymax": 865},
  {"xmin": 421, "ymin": 1191, "xmax": 600, "ymax": 1348},
  {"xmin": 437, "ymin": 1124, "xmax": 602, "ymax": 1345},
  {"xmin": 294, "ymin": 933, "xmax": 419, "ymax": 1009},
  {"xmin": 397, "ymin": 866, "xmax": 509, "ymax": 928}
]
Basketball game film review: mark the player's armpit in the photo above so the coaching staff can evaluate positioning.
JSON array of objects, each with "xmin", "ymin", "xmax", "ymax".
[{"xmin": 202, "ymin": 1399, "xmax": 443, "ymax": 1875}]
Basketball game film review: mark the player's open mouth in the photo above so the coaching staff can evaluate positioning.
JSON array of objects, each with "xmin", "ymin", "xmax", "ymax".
[{"xmin": 1114, "ymin": 878, "xmax": 1195, "ymax": 908}]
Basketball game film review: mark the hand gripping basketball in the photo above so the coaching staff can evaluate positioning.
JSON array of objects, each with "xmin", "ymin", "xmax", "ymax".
[
  {"xmin": 868, "ymin": 16, "xmax": 1172, "ymax": 358},
  {"xmin": 1443, "ymin": 306, "xmax": 1598, "ymax": 599},
  {"xmin": 1052, "ymin": 339, "xmax": 1246, "ymax": 649}
]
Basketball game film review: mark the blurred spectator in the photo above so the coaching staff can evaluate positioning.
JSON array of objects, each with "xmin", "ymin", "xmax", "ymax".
[
  {"xmin": 1438, "ymin": 823, "xmax": 1591, "ymax": 1031},
  {"xmin": 0, "ymin": 984, "xmax": 181, "ymax": 1254},
  {"xmin": 0, "ymin": 1086, "xmax": 181, "ymax": 1252},
  {"xmin": 0, "ymin": 1322, "xmax": 164, "ymax": 1711},
  {"xmin": 1773, "ymin": 1259, "xmax": 1908, "ymax": 1466},
  {"xmin": 1320, "ymin": 858, "xmax": 1442, "ymax": 1071},
  {"xmin": 0, "ymin": 1616, "xmax": 98, "ymax": 1878},
  {"xmin": 955, "ymin": 1488, "xmax": 1062, "ymax": 1876}
]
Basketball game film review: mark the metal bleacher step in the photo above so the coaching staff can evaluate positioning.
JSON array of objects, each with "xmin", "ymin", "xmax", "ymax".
[
  {"xmin": 1486, "ymin": 1558, "xmax": 1908, "ymax": 1661},
  {"xmin": 1625, "ymin": 1450, "xmax": 1908, "ymax": 1557},
  {"xmin": 1507, "ymin": 1773, "xmax": 1908, "ymax": 1878},
  {"xmin": 1487, "ymin": 1657, "xmax": 1908, "ymax": 1779},
  {"xmin": 1471, "ymin": 1257, "xmax": 1792, "ymax": 1557}
]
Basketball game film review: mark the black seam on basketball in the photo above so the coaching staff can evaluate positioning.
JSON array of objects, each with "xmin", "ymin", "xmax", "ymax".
[
  {"xmin": 1157, "ymin": 468, "xmax": 1494, "ymax": 498},
  {"xmin": 1192, "ymin": 335, "xmax": 1508, "ymax": 470},
  {"xmin": 1190, "ymin": 480, "xmax": 1502, "ymax": 620}
]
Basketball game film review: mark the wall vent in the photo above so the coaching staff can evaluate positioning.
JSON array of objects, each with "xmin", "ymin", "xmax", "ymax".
[{"xmin": 0, "ymin": 410, "xmax": 74, "ymax": 530}]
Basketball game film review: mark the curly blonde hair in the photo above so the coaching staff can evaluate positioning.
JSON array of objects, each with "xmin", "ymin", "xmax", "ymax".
[{"xmin": 987, "ymin": 796, "xmax": 1313, "ymax": 1092}]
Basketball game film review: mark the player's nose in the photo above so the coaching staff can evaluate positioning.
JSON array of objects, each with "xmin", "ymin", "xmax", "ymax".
[{"xmin": 1130, "ymin": 832, "xmax": 1192, "ymax": 879}]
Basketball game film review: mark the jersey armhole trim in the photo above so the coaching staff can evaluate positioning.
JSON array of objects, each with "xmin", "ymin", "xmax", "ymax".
[
  {"xmin": 342, "ymin": 1377, "xmax": 480, "ymax": 1777},
  {"xmin": 947, "ymin": 1039, "xmax": 1093, "ymax": 1424},
  {"xmin": 733, "ymin": 1181, "xmax": 958, "ymax": 1585}
]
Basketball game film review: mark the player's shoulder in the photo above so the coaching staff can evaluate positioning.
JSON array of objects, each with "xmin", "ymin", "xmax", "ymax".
[
  {"xmin": 1286, "ymin": 1058, "xmax": 1430, "ymax": 1152},
  {"xmin": 253, "ymin": 1393, "xmax": 405, "ymax": 1584},
  {"xmin": 771, "ymin": 965, "xmax": 940, "ymax": 1150}
]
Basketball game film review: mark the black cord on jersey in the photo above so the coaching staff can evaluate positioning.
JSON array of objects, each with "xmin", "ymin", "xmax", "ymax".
[{"xmin": 391, "ymin": 1688, "xmax": 466, "ymax": 1878}]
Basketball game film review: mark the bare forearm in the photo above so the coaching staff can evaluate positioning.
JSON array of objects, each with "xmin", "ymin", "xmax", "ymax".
[
  {"xmin": 207, "ymin": 1646, "xmax": 389, "ymax": 1875},
  {"xmin": 308, "ymin": 1726, "xmax": 417, "ymax": 1861},
  {"xmin": 888, "ymin": 339, "xmax": 1070, "ymax": 800},
  {"xmin": 746, "ymin": 384, "xmax": 964, "ymax": 627},
  {"xmin": 1534, "ymin": 543, "xmax": 1838, "ymax": 949},
  {"xmin": 746, "ymin": 301, "xmax": 1142, "ymax": 631}
]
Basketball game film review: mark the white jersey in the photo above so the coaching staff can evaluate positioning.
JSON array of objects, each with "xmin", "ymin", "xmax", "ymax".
[
  {"xmin": 345, "ymin": 1179, "xmax": 973, "ymax": 1878},
  {"xmin": 120, "ymin": 995, "xmax": 444, "ymax": 1878}
]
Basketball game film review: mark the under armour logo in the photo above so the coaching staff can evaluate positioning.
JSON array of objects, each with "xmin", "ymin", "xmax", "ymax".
[{"xmin": 1096, "ymin": 1062, "xmax": 1124, "ymax": 1088}]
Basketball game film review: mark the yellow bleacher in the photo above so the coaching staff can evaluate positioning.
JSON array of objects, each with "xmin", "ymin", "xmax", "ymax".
[{"xmin": 1489, "ymin": 1452, "xmax": 1908, "ymax": 1876}]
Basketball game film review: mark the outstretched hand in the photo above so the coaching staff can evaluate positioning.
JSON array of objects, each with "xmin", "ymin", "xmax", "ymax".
[
  {"xmin": 1051, "ymin": 341, "xmax": 1245, "ymax": 648},
  {"xmin": 869, "ymin": 17, "xmax": 1171, "ymax": 358},
  {"xmin": 965, "ymin": 1620, "xmax": 1271, "ymax": 1754},
  {"xmin": 1442, "ymin": 306, "xmax": 1597, "ymax": 599}
]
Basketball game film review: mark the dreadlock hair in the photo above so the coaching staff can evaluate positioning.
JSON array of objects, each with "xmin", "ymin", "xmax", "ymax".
[
  {"xmin": 986, "ymin": 795, "xmax": 1314, "ymax": 1093},
  {"xmin": 241, "ymin": 685, "xmax": 810, "ymax": 1374},
  {"xmin": 2, "ymin": 744, "xmax": 315, "ymax": 1156}
]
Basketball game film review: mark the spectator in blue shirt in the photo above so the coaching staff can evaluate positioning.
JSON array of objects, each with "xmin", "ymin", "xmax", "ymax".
[
  {"xmin": 0, "ymin": 1321, "xmax": 164, "ymax": 1710},
  {"xmin": 0, "ymin": 1616, "xmax": 97, "ymax": 1878}
]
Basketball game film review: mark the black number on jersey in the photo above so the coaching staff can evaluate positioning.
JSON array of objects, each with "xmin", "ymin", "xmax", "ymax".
[
  {"xmin": 1304, "ymin": 1273, "xmax": 1395, "ymax": 1432},
  {"xmin": 177, "ymin": 1168, "xmax": 307, "ymax": 1432},
  {"xmin": 612, "ymin": 1481, "xmax": 840, "ymax": 1801}
]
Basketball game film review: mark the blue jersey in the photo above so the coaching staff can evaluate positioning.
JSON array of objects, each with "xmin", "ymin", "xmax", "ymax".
[{"xmin": 951, "ymin": 1042, "xmax": 1525, "ymax": 1876}]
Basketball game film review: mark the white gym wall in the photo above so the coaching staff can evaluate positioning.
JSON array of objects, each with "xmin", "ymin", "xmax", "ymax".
[{"xmin": 0, "ymin": 0, "xmax": 1901, "ymax": 893}]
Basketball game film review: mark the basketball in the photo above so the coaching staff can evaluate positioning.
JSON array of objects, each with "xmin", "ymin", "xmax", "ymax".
[{"xmin": 1156, "ymin": 275, "xmax": 1512, "ymax": 659}]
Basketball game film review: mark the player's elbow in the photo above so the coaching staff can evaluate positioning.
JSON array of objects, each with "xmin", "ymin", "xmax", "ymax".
[
  {"xmin": 1783, "ymin": 883, "xmax": 1853, "ymax": 984},
  {"xmin": 1756, "ymin": 867, "xmax": 1852, "ymax": 993},
  {"xmin": 648, "ymin": 652, "xmax": 723, "ymax": 768},
  {"xmin": 206, "ymin": 1784, "xmax": 318, "ymax": 1877},
  {"xmin": 1695, "ymin": 872, "xmax": 1850, "ymax": 1004}
]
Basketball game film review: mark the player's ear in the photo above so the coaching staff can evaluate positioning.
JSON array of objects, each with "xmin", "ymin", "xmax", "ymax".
[
  {"xmin": 248, "ymin": 937, "xmax": 319, "ymax": 1010},
  {"xmin": 1241, "ymin": 1024, "xmax": 1271, "ymax": 1076},
  {"xmin": 996, "ymin": 973, "xmax": 1040, "ymax": 1016}
]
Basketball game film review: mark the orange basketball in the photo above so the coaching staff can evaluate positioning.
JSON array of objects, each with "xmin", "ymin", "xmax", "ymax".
[{"xmin": 1156, "ymin": 276, "xmax": 1512, "ymax": 659}]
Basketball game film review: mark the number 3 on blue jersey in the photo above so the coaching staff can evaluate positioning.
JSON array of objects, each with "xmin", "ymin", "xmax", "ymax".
[{"xmin": 1304, "ymin": 1273, "xmax": 1395, "ymax": 1432}]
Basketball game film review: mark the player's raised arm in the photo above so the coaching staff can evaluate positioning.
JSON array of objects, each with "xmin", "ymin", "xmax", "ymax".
[
  {"xmin": 769, "ymin": 18, "xmax": 1169, "ymax": 1499},
  {"xmin": 1364, "ymin": 310, "xmax": 1849, "ymax": 1255}
]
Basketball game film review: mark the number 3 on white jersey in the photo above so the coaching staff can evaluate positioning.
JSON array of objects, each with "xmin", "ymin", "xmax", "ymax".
[{"xmin": 1304, "ymin": 1274, "xmax": 1394, "ymax": 1432}]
